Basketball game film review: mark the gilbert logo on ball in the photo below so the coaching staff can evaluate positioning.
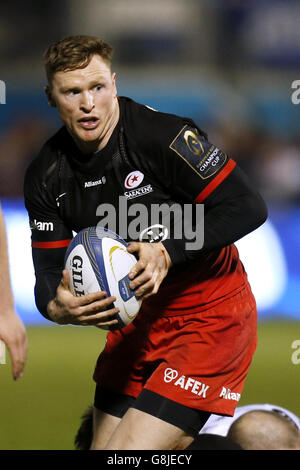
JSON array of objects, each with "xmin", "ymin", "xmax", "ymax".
[{"xmin": 64, "ymin": 227, "xmax": 142, "ymax": 330}]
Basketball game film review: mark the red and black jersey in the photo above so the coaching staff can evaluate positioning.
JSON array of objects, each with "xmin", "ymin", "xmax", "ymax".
[{"xmin": 24, "ymin": 96, "xmax": 267, "ymax": 319}]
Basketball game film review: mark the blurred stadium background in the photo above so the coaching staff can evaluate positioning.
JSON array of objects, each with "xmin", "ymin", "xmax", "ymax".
[{"xmin": 0, "ymin": 0, "xmax": 300, "ymax": 449}]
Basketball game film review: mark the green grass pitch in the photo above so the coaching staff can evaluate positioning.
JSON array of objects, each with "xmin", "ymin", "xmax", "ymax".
[{"xmin": 0, "ymin": 321, "xmax": 299, "ymax": 450}]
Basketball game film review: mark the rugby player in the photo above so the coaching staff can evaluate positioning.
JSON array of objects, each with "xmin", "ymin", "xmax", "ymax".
[
  {"xmin": 200, "ymin": 404, "xmax": 300, "ymax": 450},
  {"xmin": 24, "ymin": 36, "xmax": 267, "ymax": 450},
  {"xmin": 75, "ymin": 403, "xmax": 300, "ymax": 450},
  {"xmin": 74, "ymin": 403, "xmax": 242, "ymax": 450},
  {"xmin": 0, "ymin": 202, "xmax": 27, "ymax": 380}
]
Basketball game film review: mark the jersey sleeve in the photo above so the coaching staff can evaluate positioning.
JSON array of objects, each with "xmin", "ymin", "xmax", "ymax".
[
  {"xmin": 127, "ymin": 106, "xmax": 268, "ymax": 264},
  {"xmin": 155, "ymin": 123, "xmax": 236, "ymax": 202},
  {"xmin": 24, "ymin": 155, "xmax": 73, "ymax": 320}
]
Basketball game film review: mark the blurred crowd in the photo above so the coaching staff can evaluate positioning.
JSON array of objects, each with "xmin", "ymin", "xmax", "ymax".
[
  {"xmin": 0, "ymin": 116, "xmax": 53, "ymax": 198},
  {"xmin": 1, "ymin": 0, "xmax": 300, "ymax": 204},
  {"xmin": 1, "ymin": 110, "xmax": 300, "ymax": 205},
  {"xmin": 210, "ymin": 121, "xmax": 300, "ymax": 205}
]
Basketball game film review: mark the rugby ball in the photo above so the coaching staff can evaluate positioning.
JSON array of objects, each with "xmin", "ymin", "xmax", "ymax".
[{"xmin": 64, "ymin": 227, "xmax": 142, "ymax": 329}]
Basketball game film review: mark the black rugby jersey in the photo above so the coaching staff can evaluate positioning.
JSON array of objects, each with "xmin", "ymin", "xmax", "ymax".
[{"xmin": 24, "ymin": 96, "xmax": 267, "ymax": 319}]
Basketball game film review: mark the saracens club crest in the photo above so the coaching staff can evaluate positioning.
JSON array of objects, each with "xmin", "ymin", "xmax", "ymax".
[
  {"xmin": 124, "ymin": 171, "xmax": 144, "ymax": 189},
  {"xmin": 124, "ymin": 171, "xmax": 153, "ymax": 200}
]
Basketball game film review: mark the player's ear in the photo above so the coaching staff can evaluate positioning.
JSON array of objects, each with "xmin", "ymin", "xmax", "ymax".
[
  {"xmin": 45, "ymin": 85, "xmax": 56, "ymax": 107},
  {"xmin": 112, "ymin": 72, "xmax": 118, "ymax": 98}
]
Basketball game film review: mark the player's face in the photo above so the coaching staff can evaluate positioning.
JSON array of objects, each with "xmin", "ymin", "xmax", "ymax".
[{"xmin": 47, "ymin": 54, "xmax": 118, "ymax": 152}]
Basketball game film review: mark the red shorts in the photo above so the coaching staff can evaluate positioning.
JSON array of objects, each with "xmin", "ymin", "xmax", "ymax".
[{"xmin": 93, "ymin": 284, "xmax": 257, "ymax": 416}]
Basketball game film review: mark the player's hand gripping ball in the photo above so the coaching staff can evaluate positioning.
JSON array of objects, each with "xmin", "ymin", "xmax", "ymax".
[{"xmin": 64, "ymin": 227, "xmax": 142, "ymax": 329}]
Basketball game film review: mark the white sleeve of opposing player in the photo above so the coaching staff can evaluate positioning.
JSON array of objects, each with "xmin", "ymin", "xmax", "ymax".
[
  {"xmin": 199, "ymin": 414, "xmax": 236, "ymax": 436},
  {"xmin": 199, "ymin": 404, "xmax": 300, "ymax": 435},
  {"xmin": 199, "ymin": 405, "xmax": 261, "ymax": 435}
]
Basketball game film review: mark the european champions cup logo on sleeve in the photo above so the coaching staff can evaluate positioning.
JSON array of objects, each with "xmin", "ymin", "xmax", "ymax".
[{"xmin": 0, "ymin": 80, "xmax": 6, "ymax": 104}]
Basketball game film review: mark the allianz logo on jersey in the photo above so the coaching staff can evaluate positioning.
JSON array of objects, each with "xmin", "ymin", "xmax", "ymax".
[
  {"xmin": 163, "ymin": 367, "xmax": 210, "ymax": 399},
  {"xmin": 124, "ymin": 171, "xmax": 153, "ymax": 200},
  {"xmin": 84, "ymin": 176, "xmax": 106, "ymax": 188},
  {"xmin": 30, "ymin": 219, "xmax": 54, "ymax": 231},
  {"xmin": 219, "ymin": 386, "xmax": 241, "ymax": 402}
]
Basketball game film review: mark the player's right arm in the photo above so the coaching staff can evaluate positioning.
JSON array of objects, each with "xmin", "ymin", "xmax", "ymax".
[
  {"xmin": 47, "ymin": 270, "xmax": 120, "ymax": 327},
  {"xmin": 24, "ymin": 148, "xmax": 119, "ymax": 328}
]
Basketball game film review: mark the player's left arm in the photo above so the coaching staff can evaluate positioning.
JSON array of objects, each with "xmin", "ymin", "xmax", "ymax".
[
  {"xmin": 127, "ymin": 241, "xmax": 172, "ymax": 299},
  {"xmin": 162, "ymin": 162, "xmax": 268, "ymax": 264},
  {"xmin": 127, "ymin": 122, "xmax": 267, "ymax": 297},
  {"xmin": 156, "ymin": 124, "xmax": 268, "ymax": 264}
]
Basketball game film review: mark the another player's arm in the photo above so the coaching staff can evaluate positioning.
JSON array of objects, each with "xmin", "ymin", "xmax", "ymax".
[{"xmin": 0, "ymin": 202, "xmax": 27, "ymax": 379}]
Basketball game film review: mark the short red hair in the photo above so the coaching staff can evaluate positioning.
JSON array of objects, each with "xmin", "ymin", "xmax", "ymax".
[{"xmin": 44, "ymin": 35, "xmax": 113, "ymax": 84}]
